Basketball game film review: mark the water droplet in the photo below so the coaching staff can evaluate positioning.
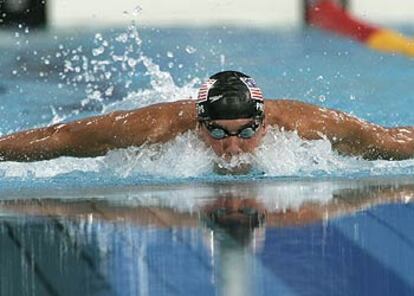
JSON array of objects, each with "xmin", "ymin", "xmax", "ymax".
[
  {"xmin": 115, "ymin": 33, "xmax": 128, "ymax": 43},
  {"xmin": 127, "ymin": 58, "xmax": 137, "ymax": 68},
  {"xmin": 95, "ymin": 33, "xmax": 103, "ymax": 41},
  {"xmin": 319, "ymin": 95, "xmax": 326, "ymax": 102},
  {"xmin": 133, "ymin": 5, "xmax": 142, "ymax": 16},
  {"xmin": 167, "ymin": 51, "xmax": 174, "ymax": 58},
  {"xmin": 105, "ymin": 86, "xmax": 114, "ymax": 96},
  {"xmin": 92, "ymin": 46, "xmax": 105, "ymax": 56},
  {"xmin": 185, "ymin": 46, "xmax": 197, "ymax": 54},
  {"xmin": 220, "ymin": 54, "xmax": 225, "ymax": 66}
]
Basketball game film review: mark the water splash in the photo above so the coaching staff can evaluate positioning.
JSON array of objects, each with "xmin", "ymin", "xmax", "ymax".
[
  {"xmin": 3, "ymin": 24, "xmax": 414, "ymax": 187},
  {"xmin": 103, "ymin": 131, "xmax": 214, "ymax": 178},
  {"xmin": 2, "ymin": 128, "xmax": 414, "ymax": 183},
  {"xmin": 255, "ymin": 129, "xmax": 355, "ymax": 176}
]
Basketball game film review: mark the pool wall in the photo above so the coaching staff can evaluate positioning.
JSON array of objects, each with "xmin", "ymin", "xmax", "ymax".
[
  {"xmin": 49, "ymin": 0, "xmax": 414, "ymax": 27},
  {"xmin": 47, "ymin": 0, "xmax": 414, "ymax": 28}
]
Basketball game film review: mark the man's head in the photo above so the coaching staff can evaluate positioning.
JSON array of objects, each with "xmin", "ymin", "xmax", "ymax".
[{"xmin": 196, "ymin": 71, "xmax": 267, "ymax": 160}]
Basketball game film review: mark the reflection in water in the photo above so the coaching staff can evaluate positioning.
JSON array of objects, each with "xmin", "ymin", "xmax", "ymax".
[{"xmin": 1, "ymin": 178, "xmax": 414, "ymax": 296}]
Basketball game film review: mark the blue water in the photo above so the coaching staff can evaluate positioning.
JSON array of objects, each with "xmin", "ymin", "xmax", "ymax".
[
  {"xmin": 2, "ymin": 178, "xmax": 414, "ymax": 296},
  {"xmin": 0, "ymin": 25, "xmax": 414, "ymax": 191}
]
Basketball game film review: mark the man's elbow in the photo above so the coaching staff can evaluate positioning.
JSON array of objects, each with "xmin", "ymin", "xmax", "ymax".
[
  {"xmin": 362, "ymin": 134, "xmax": 414, "ymax": 161},
  {"xmin": 52, "ymin": 124, "xmax": 110, "ymax": 158}
]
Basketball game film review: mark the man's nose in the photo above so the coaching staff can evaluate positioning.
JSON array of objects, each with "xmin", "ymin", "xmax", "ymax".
[{"xmin": 222, "ymin": 136, "xmax": 243, "ymax": 156}]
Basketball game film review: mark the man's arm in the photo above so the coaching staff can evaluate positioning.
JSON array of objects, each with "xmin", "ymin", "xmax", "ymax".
[
  {"xmin": 0, "ymin": 199, "xmax": 198, "ymax": 228},
  {"xmin": 0, "ymin": 100, "xmax": 197, "ymax": 162},
  {"xmin": 267, "ymin": 182, "xmax": 414, "ymax": 227},
  {"xmin": 265, "ymin": 99, "xmax": 414, "ymax": 160}
]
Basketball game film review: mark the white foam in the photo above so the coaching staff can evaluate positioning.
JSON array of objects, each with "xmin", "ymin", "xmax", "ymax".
[
  {"xmin": 2, "ymin": 127, "xmax": 414, "ymax": 181},
  {"xmin": 103, "ymin": 131, "xmax": 214, "ymax": 178},
  {"xmin": 0, "ymin": 156, "xmax": 103, "ymax": 178},
  {"xmin": 101, "ymin": 56, "xmax": 200, "ymax": 112}
]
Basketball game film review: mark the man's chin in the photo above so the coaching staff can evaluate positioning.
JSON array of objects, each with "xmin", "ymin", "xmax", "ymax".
[{"xmin": 213, "ymin": 162, "xmax": 253, "ymax": 175}]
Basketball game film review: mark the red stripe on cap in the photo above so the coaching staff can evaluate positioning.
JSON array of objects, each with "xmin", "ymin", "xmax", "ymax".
[
  {"xmin": 240, "ymin": 77, "xmax": 264, "ymax": 101},
  {"xmin": 197, "ymin": 79, "xmax": 216, "ymax": 102}
]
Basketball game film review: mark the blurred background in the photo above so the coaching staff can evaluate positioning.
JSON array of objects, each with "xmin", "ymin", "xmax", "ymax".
[{"xmin": 1, "ymin": 0, "xmax": 414, "ymax": 29}]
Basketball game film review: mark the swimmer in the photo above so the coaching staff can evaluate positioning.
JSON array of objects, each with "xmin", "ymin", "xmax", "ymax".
[{"xmin": 1, "ymin": 70, "xmax": 414, "ymax": 167}]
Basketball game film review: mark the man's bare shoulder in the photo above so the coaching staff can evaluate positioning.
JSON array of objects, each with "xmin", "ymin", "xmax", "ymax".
[
  {"xmin": 119, "ymin": 99, "xmax": 196, "ymax": 118},
  {"xmin": 102, "ymin": 99, "xmax": 197, "ymax": 129},
  {"xmin": 109, "ymin": 99, "xmax": 197, "ymax": 142},
  {"xmin": 264, "ymin": 98, "xmax": 321, "ymax": 111},
  {"xmin": 264, "ymin": 99, "xmax": 324, "ymax": 129}
]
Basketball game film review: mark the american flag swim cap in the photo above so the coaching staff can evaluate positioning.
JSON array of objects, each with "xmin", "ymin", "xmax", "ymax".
[{"xmin": 196, "ymin": 71, "xmax": 265, "ymax": 120}]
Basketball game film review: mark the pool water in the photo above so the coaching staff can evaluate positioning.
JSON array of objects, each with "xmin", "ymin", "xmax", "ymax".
[
  {"xmin": 1, "ymin": 177, "xmax": 414, "ymax": 296},
  {"xmin": 1, "ymin": 23, "xmax": 414, "ymax": 296},
  {"xmin": 0, "ymin": 24, "xmax": 414, "ymax": 191}
]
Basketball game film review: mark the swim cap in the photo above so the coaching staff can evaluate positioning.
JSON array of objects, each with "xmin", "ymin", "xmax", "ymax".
[{"xmin": 196, "ymin": 71, "xmax": 265, "ymax": 120}]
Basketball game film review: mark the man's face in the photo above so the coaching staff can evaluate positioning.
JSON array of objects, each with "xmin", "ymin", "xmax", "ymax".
[
  {"xmin": 203, "ymin": 197, "xmax": 266, "ymax": 226},
  {"xmin": 197, "ymin": 118, "xmax": 267, "ymax": 160}
]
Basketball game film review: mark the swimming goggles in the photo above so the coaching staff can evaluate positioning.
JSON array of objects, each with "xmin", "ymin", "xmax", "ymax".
[{"xmin": 202, "ymin": 120, "xmax": 262, "ymax": 140}]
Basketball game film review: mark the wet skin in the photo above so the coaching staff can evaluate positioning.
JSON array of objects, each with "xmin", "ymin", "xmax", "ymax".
[{"xmin": 2, "ymin": 99, "xmax": 414, "ymax": 162}]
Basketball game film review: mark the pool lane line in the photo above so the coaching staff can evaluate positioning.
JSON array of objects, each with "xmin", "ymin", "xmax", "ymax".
[
  {"xmin": 364, "ymin": 207, "xmax": 414, "ymax": 251},
  {"xmin": 34, "ymin": 199, "xmax": 115, "ymax": 295},
  {"xmin": 4, "ymin": 221, "xmax": 61, "ymax": 296}
]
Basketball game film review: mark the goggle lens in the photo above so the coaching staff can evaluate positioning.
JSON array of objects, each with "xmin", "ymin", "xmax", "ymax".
[
  {"xmin": 209, "ymin": 128, "xmax": 227, "ymax": 139},
  {"xmin": 204, "ymin": 120, "xmax": 262, "ymax": 140}
]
